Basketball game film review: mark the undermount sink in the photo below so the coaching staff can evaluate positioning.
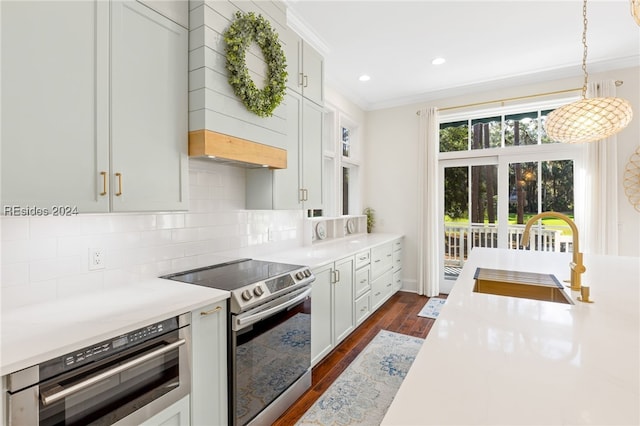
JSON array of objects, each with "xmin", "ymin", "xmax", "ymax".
[{"xmin": 473, "ymin": 268, "xmax": 574, "ymax": 305}]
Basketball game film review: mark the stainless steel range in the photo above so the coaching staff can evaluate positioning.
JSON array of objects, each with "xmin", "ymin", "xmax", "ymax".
[{"xmin": 162, "ymin": 258, "xmax": 315, "ymax": 426}]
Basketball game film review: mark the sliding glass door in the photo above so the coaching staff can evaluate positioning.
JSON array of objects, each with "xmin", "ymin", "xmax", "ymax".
[
  {"xmin": 443, "ymin": 162, "xmax": 500, "ymax": 279},
  {"xmin": 441, "ymin": 156, "xmax": 575, "ymax": 281},
  {"xmin": 438, "ymin": 105, "xmax": 582, "ymax": 290}
]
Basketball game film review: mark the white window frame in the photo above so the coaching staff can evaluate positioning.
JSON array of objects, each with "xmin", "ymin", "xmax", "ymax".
[
  {"xmin": 322, "ymin": 103, "xmax": 362, "ymax": 217},
  {"xmin": 437, "ymin": 97, "xmax": 585, "ymax": 287}
]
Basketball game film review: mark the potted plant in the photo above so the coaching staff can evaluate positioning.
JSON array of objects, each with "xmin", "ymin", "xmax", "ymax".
[{"xmin": 363, "ymin": 207, "xmax": 376, "ymax": 233}]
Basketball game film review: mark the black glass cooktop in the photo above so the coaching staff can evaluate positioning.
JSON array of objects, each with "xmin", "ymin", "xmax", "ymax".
[{"xmin": 162, "ymin": 259, "xmax": 303, "ymax": 291}]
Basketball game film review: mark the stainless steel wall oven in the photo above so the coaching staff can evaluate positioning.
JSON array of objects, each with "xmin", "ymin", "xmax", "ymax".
[
  {"xmin": 6, "ymin": 313, "xmax": 190, "ymax": 426},
  {"xmin": 163, "ymin": 258, "xmax": 315, "ymax": 426}
]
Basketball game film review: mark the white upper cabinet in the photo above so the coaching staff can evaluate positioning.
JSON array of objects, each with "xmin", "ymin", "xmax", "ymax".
[
  {"xmin": 1, "ymin": 1, "xmax": 110, "ymax": 213},
  {"xmin": 285, "ymin": 29, "xmax": 324, "ymax": 106},
  {"xmin": 245, "ymin": 91, "xmax": 323, "ymax": 211},
  {"xmin": 0, "ymin": 0, "xmax": 188, "ymax": 214},
  {"xmin": 137, "ymin": 0, "xmax": 188, "ymax": 28},
  {"xmin": 300, "ymin": 97, "xmax": 324, "ymax": 209},
  {"xmin": 245, "ymin": 21, "xmax": 324, "ymax": 211},
  {"xmin": 111, "ymin": 0, "xmax": 188, "ymax": 212}
]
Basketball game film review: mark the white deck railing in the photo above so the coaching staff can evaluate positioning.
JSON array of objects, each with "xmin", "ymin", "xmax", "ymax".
[{"xmin": 444, "ymin": 223, "xmax": 572, "ymax": 268}]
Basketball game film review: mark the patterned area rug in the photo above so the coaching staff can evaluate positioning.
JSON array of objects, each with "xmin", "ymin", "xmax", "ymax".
[
  {"xmin": 296, "ymin": 330, "xmax": 424, "ymax": 426},
  {"xmin": 417, "ymin": 297, "xmax": 447, "ymax": 319}
]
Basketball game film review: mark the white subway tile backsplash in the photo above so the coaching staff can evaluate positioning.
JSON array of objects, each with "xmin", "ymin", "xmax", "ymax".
[
  {"xmin": 139, "ymin": 229, "xmax": 174, "ymax": 247},
  {"xmin": 1, "ymin": 161, "xmax": 305, "ymax": 308},
  {"xmin": 156, "ymin": 213, "xmax": 186, "ymax": 230},
  {"xmin": 29, "ymin": 256, "xmax": 82, "ymax": 283},
  {"xmin": 1, "ymin": 262, "xmax": 29, "ymax": 287},
  {"xmin": 1, "ymin": 217, "xmax": 29, "ymax": 241},
  {"xmin": 57, "ymin": 272, "xmax": 105, "ymax": 298},
  {"xmin": 2, "ymin": 240, "xmax": 29, "ymax": 264},
  {"xmin": 171, "ymin": 227, "xmax": 202, "ymax": 243},
  {"xmin": 29, "ymin": 216, "xmax": 84, "ymax": 239}
]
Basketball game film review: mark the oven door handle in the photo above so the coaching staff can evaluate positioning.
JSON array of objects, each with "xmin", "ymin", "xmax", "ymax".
[
  {"xmin": 40, "ymin": 338, "xmax": 186, "ymax": 407},
  {"xmin": 236, "ymin": 287, "xmax": 312, "ymax": 328}
]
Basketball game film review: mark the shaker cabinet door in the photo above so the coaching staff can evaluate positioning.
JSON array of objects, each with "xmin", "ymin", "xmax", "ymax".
[
  {"xmin": 311, "ymin": 264, "xmax": 333, "ymax": 365},
  {"xmin": 110, "ymin": 0, "xmax": 188, "ymax": 212},
  {"xmin": 1, "ymin": 0, "xmax": 110, "ymax": 213},
  {"xmin": 191, "ymin": 301, "xmax": 228, "ymax": 425},
  {"xmin": 301, "ymin": 98, "xmax": 324, "ymax": 210}
]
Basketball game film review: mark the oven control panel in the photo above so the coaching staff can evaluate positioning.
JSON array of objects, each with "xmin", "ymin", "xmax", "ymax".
[
  {"xmin": 231, "ymin": 267, "xmax": 314, "ymax": 313},
  {"xmin": 39, "ymin": 316, "xmax": 179, "ymax": 380}
]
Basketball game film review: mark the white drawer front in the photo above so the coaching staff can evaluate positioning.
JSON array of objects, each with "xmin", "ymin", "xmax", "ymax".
[
  {"xmin": 355, "ymin": 293, "xmax": 370, "ymax": 325},
  {"xmin": 371, "ymin": 243, "xmax": 393, "ymax": 280},
  {"xmin": 355, "ymin": 266, "xmax": 370, "ymax": 298},
  {"xmin": 355, "ymin": 249, "xmax": 370, "ymax": 269},
  {"xmin": 392, "ymin": 249, "xmax": 402, "ymax": 271}
]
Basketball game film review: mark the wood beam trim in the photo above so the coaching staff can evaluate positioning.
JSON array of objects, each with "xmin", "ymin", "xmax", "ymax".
[{"xmin": 188, "ymin": 130, "xmax": 287, "ymax": 169}]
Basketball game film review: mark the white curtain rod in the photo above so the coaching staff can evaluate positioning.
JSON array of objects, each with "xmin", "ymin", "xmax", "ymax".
[{"xmin": 416, "ymin": 80, "xmax": 624, "ymax": 115}]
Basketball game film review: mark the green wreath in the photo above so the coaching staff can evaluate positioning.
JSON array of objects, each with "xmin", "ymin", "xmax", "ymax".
[{"xmin": 224, "ymin": 11, "xmax": 287, "ymax": 118}]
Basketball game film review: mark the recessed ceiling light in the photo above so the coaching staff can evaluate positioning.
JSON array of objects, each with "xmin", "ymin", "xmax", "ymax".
[
  {"xmin": 432, "ymin": 57, "xmax": 446, "ymax": 65},
  {"xmin": 359, "ymin": 74, "xmax": 371, "ymax": 82}
]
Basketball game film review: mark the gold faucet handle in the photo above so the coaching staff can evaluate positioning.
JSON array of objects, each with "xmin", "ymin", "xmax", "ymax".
[
  {"xmin": 570, "ymin": 261, "xmax": 586, "ymax": 274},
  {"xmin": 577, "ymin": 286, "xmax": 594, "ymax": 303}
]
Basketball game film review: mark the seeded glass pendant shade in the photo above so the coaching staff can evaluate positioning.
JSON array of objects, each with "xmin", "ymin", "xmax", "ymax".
[{"xmin": 544, "ymin": 0, "xmax": 633, "ymax": 144}]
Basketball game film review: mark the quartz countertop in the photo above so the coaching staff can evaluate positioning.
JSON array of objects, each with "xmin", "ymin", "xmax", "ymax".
[
  {"xmin": 1, "ymin": 232, "xmax": 400, "ymax": 377},
  {"xmin": 0, "ymin": 279, "xmax": 228, "ymax": 376},
  {"xmin": 255, "ymin": 233, "xmax": 402, "ymax": 269},
  {"xmin": 382, "ymin": 247, "xmax": 640, "ymax": 426}
]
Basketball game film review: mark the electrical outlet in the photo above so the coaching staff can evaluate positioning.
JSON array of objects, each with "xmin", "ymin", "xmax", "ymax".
[
  {"xmin": 89, "ymin": 248, "xmax": 105, "ymax": 270},
  {"xmin": 267, "ymin": 227, "xmax": 274, "ymax": 242}
]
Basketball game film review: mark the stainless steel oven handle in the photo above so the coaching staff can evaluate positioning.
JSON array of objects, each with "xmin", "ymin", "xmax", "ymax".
[
  {"xmin": 237, "ymin": 287, "xmax": 312, "ymax": 327},
  {"xmin": 40, "ymin": 338, "xmax": 186, "ymax": 407}
]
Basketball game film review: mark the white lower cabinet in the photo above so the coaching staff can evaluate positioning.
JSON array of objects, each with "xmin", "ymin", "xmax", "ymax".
[
  {"xmin": 355, "ymin": 292, "xmax": 371, "ymax": 325},
  {"xmin": 392, "ymin": 237, "xmax": 404, "ymax": 291},
  {"xmin": 354, "ymin": 249, "xmax": 371, "ymax": 326},
  {"xmin": 139, "ymin": 395, "xmax": 190, "ymax": 426},
  {"xmin": 311, "ymin": 237, "xmax": 404, "ymax": 366},
  {"xmin": 311, "ymin": 256, "xmax": 354, "ymax": 365},
  {"xmin": 393, "ymin": 269, "xmax": 403, "ymax": 292},
  {"xmin": 371, "ymin": 243, "xmax": 393, "ymax": 280},
  {"xmin": 334, "ymin": 256, "xmax": 355, "ymax": 343},
  {"xmin": 190, "ymin": 301, "xmax": 227, "ymax": 426},
  {"xmin": 371, "ymin": 269, "xmax": 393, "ymax": 311}
]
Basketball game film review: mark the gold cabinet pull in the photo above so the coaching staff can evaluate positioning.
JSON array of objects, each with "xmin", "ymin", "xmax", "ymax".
[
  {"xmin": 303, "ymin": 74, "xmax": 308, "ymax": 88},
  {"xmin": 100, "ymin": 171, "xmax": 107, "ymax": 196},
  {"xmin": 200, "ymin": 306, "xmax": 222, "ymax": 316},
  {"xmin": 115, "ymin": 173, "xmax": 123, "ymax": 196},
  {"xmin": 298, "ymin": 72, "xmax": 304, "ymax": 87}
]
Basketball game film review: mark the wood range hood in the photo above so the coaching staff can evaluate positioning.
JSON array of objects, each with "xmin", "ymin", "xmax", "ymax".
[{"xmin": 188, "ymin": 129, "xmax": 287, "ymax": 169}]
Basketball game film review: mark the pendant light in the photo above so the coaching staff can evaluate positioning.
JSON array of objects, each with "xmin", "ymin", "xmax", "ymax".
[
  {"xmin": 544, "ymin": 0, "xmax": 633, "ymax": 144},
  {"xmin": 632, "ymin": 0, "xmax": 640, "ymax": 25}
]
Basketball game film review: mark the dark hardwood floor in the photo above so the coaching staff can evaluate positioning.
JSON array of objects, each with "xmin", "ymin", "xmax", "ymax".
[{"xmin": 273, "ymin": 291, "xmax": 443, "ymax": 425}]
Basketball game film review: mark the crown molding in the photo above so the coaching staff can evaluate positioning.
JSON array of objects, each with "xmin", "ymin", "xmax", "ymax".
[{"xmin": 285, "ymin": 5, "xmax": 330, "ymax": 57}]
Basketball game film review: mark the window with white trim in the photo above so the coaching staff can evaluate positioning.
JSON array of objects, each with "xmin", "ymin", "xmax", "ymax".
[
  {"xmin": 322, "ymin": 105, "xmax": 362, "ymax": 217},
  {"xmin": 438, "ymin": 100, "xmax": 583, "ymax": 281}
]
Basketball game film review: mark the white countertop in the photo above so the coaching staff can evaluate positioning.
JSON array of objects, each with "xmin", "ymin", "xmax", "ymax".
[
  {"xmin": 382, "ymin": 248, "xmax": 640, "ymax": 425},
  {"xmin": 0, "ymin": 279, "xmax": 228, "ymax": 376},
  {"xmin": 256, "ymin": 233, "xmax": 402, "ymax": 269},
  {"xmin": 1, "ymin": 233, "xmax": 400, "ymax": 377}
]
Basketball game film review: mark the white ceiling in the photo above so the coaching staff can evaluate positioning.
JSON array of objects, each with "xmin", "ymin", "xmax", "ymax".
[{"xmin": 285, "ymin": 0, "xmax": 640, "ymax": 111}]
